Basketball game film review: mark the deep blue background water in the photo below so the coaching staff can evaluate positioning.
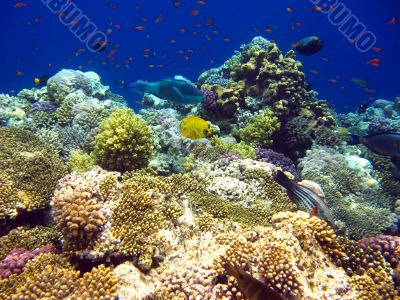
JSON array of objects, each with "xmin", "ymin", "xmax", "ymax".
[{"xmin": 1, "ymin": 0, "xmax": 399, "ymax": 112}]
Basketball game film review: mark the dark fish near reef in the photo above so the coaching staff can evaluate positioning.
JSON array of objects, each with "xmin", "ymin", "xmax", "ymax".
[
  {"xmin": 130, "ymin": 78, "xmax": 205, "ymax": 104},
  {"xmin": 274, "ymin": 171, "xmax": 335, "ymax": 224},
  {"xmin": 357, "ymin": 101, "xmax": 369, "ymax": 114},
  {"xmin": 293, "ymin": 36, "xmax": 323, "ymax": 55},
  {"xmin": 346, "ymin": 133, "xmax": 400, "ymax": 169},
  {"xmin": 223, "ymin": 261, "xmax": 286, "ymax": 300},
  {"xmin": 115, "ymin": 79, "xmax": 128, "ymax": 88}
]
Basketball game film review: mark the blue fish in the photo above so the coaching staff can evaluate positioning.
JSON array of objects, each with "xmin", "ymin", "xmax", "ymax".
[{"xmin": 131, "ymin": 78, "xmax": 204, "ymax": 104}]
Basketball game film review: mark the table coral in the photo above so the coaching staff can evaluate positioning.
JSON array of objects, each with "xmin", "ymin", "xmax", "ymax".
[{"xmin": 92, "ymin": 108, "xmax": 154, "ymax": 173}]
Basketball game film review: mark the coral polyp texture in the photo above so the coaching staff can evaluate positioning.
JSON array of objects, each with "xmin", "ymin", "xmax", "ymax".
[
  {"xmin": 1, "ymin": 40, "xmax": 400, "ymax": 300},
  {"xmin": 92, "ymin": 108, "xmax": 154, "ymax": 172}
]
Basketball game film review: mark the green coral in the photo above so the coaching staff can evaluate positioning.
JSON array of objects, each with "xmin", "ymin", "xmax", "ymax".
[
  {"xmin": 210, "ymin": 136, "xmax": 256, "ymax": 159},
  {"xmin": 239, "ymin": 107, "xmax": 280, "ymax": 147},
  {"xmin": 0, "ymin": 128, "xmax": 66, "ymax": 220},
  {"xmin": 54, "ymin": 91, "xmax": 84, "ymax": 126},
  {"xmin": 92, "ymin": 108, "xmax": 154, "ymax": 173},
  {"xmin": 67, "ymin": 150, "xmax": 95, "ymax": 172}
]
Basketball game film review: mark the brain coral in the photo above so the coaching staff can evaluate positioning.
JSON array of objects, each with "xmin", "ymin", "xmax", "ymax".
[
  {"xmin": 0, "ymin": 127, "xmax": 66, "ymax": 222},
  {"xmin": 92, "ymin": 108, "xmax": 154, "ymax": 173}
]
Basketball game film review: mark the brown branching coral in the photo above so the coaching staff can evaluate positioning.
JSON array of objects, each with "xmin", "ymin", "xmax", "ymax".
[{"xmin": 51, "ymin": 171, "xmax": 107, "ymax": 250}]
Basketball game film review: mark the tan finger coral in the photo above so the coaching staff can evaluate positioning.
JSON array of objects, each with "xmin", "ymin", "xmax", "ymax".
[{"xmin": 51, "ymin": 172, "xmax": 107, "ymax": 250}]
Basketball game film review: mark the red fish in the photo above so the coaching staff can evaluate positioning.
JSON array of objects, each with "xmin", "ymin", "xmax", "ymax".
[
  {"xmin": 264, "ymin": 28, "xmax": 273, "ymax": 33},
  {"xmin": 14, "ymin": 2, "xmax": 27, "ymax": 7},
  {"xmin": 286, "ymin": 7, "xmax": 293, "ymax": 13},
  {"xmin": 155, "ymin": 14, "xmax": 162, "ymax": 23},
  {"xmin": 197, "ymin": 0, "xmax": 206, "ymax": 5},
  {"xmin": 367, "ymin": 58, "xmax": 380, "ymax": 67},
  {"xmin": 134, "ymin": 25, "xmax": 145, "ymax": 31},
  {"xmin": 191, "ymin": 10, "xmax": 200, "ymax": 16},
  {"xmin": 387, "ymin": 17, "xmax": 397, "ymax": 25}
]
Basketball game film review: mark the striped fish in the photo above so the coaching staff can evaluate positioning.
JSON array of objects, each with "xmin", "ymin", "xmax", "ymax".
[
  {"xmin": 274, "ymin": 170, "xmax": 335, "ymax": 224},
  {"xmin": 224, "ymin": 261, "xmax": 286, "ymax": 300}
]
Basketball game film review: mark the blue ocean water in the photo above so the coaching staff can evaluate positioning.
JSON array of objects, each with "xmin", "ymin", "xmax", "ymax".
[{"xmin": 1, "ymin": 0, "xmax": 399, "ymax": 112}]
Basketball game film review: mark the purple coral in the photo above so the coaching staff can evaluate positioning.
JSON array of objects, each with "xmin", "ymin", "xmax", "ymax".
[
  {"xmin": 202, "ymin": 89, "xmax": 217, "ymax": 112},
  {"xmin": 368, "ymin": 118, "xmax": 395, "ymax": 134},
  {"xmin": 358, "ymin": 235, "xmax": 400, "ymax": 269},
  {"xmin": 31, "ymin": 100, "xmax": 58, "ymax": 113},
  {"xmin": 0, "ymin": 245, "xmax": 55, "ymax": 278},
  {"xmin": 256, "ymin": 147, "xmax": 300, "ymax": 180}
]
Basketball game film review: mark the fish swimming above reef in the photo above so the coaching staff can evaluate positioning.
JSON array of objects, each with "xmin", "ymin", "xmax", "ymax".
[
  {"xmin": 223, "ymin": 261, "xmax": 286, "ymax": 300},
  {"xmin": 292, "ymin": 36, "xmax": 324, "ymax": 55},
  {"xmin": 179, "ymin": 115, "xmax": 211, "ymax": 140},
  {"xmin": 346, "ymin": 133, "xmax": 400, "ymax": 170},
  {"xmin": 274, "ymin": 170, "xmax": 335, "ymax": 224},
  {"xmin": 34, "ymin": 74, "xmax": 49, "ymax": 87},
  {"xmin": 130, "ymin": 78, "xmax": 205, "ymax": 104}
]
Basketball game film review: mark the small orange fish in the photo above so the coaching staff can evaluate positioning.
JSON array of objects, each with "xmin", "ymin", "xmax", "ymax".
[
  {"xmin": 14, "ymin": 2, "xmax": 27, "ymax": 8},
  {"xmin": 69, "ymin": 20, "xmax": 78, "ymax": 25},
  {"xmin": 223, "ymin": 38, "xmax": 231, "ymax": 42},
  {"xmin": 170, "ymin": 39, "xmax": 177, "ymax": 44},
  {"xmin": 286, "ymin": 7, "xmax": 293, "ymax": 13},
  {"xmin": 190, "ymin": 10, "xmax": 200, "ymax": 16},
  {"xmin": 114, "ymin": 24, "xmax": 121, "ymax": 29},
  {"xmin": 387, "ymin": 17, "xmax": 397, "ymax": 25},
  {"xmin": 142, "ymin": 17, "xmax": 148, "ymax": 22},
  {"xmin": 134, "ymin": 25, "xmax": 145, "ymax": 31},
  {"xmin": 183, "ymin": 55, "xmax": 189, "ymax": 60},
  {"xmin": 197, "ymin": 0, "xmax": 206, "ymax": 5},
  {"xmin": 328, "ymin": 79, "xmax": 337, "ymax": 84},
  {"xmin": 372, "ymin": 47, "xmax": 383, "ymax": 52},
  {"xmin": 179, "ymin": 27, "xmax": 186, "ymax": 33},
  {"xmin": 364, "ymin": 87, "xmax": 376, "ymax": 93},
  {"xmin": 322, "ymin": 57, "xmax": 329, "ymax": 62},
  {"xmin": 16, "ymin": 70, "xmax": 24, "ymax": 76},
  {"xmin": 310, "ymin": 69, "xmax": 319, "ymax": 75},
  {"xmin": 264, "ymin": 28, "xmax": 273, "ymax": 33}
]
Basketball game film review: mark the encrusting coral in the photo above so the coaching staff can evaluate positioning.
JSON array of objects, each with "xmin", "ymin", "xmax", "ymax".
[{"xmin": 92, "ymin": 108, "xmax": 154, "ymax": 173}]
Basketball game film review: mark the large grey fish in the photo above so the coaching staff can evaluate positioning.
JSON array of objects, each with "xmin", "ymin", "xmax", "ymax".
[
  {"xmin": 274, "ymin": 170, "xmax": 335, "ymax": 224},
  {"xmin": 130, "ymin": 78, "xmax": 204, "ymax": 104},
  {"xmin": 223, "ymin": 261, "xmax": 286, "ymax": 300},
  {"xmin": 346, "ymin": 133, "xmax": 400, "ymax": 170},
  {"xmin": 292, "ymin": 36, "xmax": 323, "ymax": 55}
]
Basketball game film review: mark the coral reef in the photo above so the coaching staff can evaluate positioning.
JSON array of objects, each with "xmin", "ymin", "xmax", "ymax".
[
  {"xmin": 299, "ymin": 145, "xmax": 394, "ymax": 239},
  {"xmin": 256, "ymin": 147, "xmax": 299, "ymax": 179},
  {"xmin": 0, "ymin": 127, "xmax": 66, "ymax": 222},
  {"xmin": 92, "ymin": 108, "xmax": 154, "ymax": 172},
  {"xmin": 239, "ymin": 107, "xmax": 280, "ymax": 147}
]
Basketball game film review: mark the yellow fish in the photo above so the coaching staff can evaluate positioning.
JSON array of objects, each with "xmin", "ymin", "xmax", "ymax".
[{"xmin": 179, "ymin": 115, "xmax": 211, "ymax": 140}]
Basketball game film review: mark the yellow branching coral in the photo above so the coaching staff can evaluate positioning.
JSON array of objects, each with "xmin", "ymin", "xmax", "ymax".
[
  {"xmin": 13, "ymin": 256, "xmax": 118, "ymax": 300},
  {"xmin": 51, "ymin": 172, "xmax": 107, "ymax": 250},
  {"xmin": 111, "ymin": 180, "xmax": 167, "ymax": 258},
  {"xmin": 92, "ymin": 108, "xmax": 154, "ymax": 172}
]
